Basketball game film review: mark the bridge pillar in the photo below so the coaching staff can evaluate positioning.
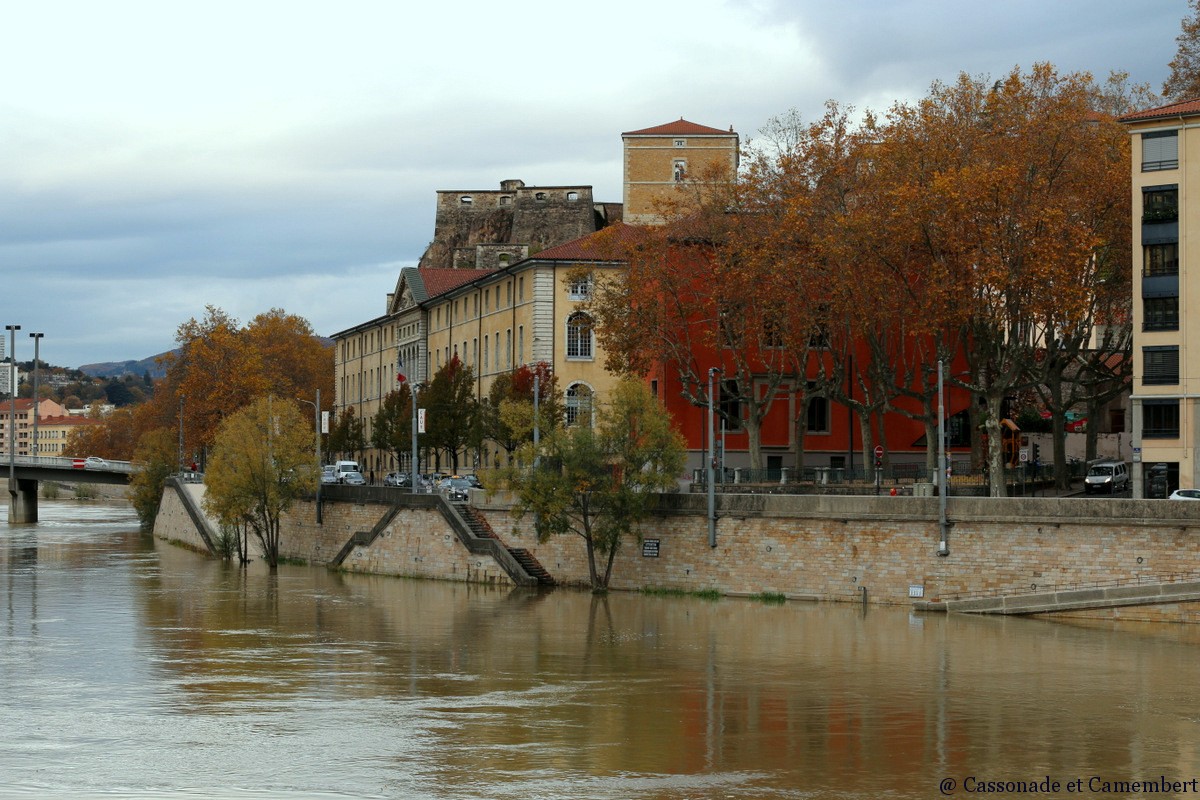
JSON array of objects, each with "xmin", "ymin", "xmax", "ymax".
[{"xmin": 8, "ymin": 478, "xmax": 38, "ymax": 523}]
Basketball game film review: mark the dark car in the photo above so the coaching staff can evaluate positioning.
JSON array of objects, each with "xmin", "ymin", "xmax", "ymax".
[{"xmin": 439, "ymin": 476, "xmax": 473, "ymax": 502}]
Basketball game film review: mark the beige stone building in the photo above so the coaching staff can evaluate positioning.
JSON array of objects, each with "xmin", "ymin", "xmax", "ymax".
[
  {"xmin": 1121, "ymin": 99, "xmax": 1200, "ymax": 497},
  {"xmin": 621, "ymin": 118, "xmax": 739, "ymax": 224}
]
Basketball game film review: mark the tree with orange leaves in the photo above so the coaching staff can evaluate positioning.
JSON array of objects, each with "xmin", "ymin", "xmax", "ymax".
[{"xmin": 855, "ymin": 65, "xmax": 1132, "ymax": 495}]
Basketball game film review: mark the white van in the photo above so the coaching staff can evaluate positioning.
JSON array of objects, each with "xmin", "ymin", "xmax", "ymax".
[
  {"xmin": 333, "ymin": 461, "xmax": 360, "ymax": 482},
  {"xmin": 1084, "ymin": 461, "xmax": 1129, "ymax": 494}
]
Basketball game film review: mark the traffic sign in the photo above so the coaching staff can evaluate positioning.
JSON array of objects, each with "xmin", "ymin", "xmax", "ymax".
[
  {"xmin": 874, "ymin": 445, "xmax": 884, "ymax": 458},
  {"xmin": 1019, "ymin": 448, "xmax": 1029, "ymax": 463}
]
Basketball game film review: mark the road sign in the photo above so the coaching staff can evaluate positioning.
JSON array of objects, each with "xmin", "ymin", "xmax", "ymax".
[
  {"xmin": 874, "ymin": 445, "xmax": 884, "ymax": 458},
  {"xmin": 1019, "ymin": 448, "xmax": 1029, "ymax": 463}
]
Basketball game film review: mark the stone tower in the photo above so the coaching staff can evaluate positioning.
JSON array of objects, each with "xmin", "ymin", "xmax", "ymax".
[{"xmin": 621, "ymin": 118, "xmax": 740, "ymax": 225}]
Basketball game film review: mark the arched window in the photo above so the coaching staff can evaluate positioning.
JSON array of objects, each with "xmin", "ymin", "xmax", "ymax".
[
  {"xmin": 499, "ymin": 195, "xmax": 512, "ymax": 206},
  {"xmin": 566, "ymin": 191, "xmax": 579, "ymax": 201},
  {"xmin": 460, "ymin": 195, "xmax": 473, "ymax": 205},
  {"xmin": 565, "ymin": 383, "xmax": 594, "ymax": 427},
  {"xmin": 535, "ymin": 192, "xmax": 547, "ymax": 201},
  {"xmin": 566, "ymin": 312, "xmax": 593, "ymax": 359}
]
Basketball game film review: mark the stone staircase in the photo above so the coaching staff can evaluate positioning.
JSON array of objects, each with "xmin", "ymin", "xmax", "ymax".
[{"xmin": 461, "ymin": 507, "xmax": 556, "ymax": 586}]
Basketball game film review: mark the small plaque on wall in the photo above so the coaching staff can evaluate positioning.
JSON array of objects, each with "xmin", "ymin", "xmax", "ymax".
[
  {"xmin": 642, "ymin": 539, "xmax": 660, "ymax": 558},
  {"xmin": 908, "ymin": 585, "xmax": 925, "ymax": 598}
]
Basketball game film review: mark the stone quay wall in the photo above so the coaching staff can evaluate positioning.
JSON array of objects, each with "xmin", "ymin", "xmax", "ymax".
[{"xmin": 157, "ymin": 485, "xmax": 1200, "ymax": 614}]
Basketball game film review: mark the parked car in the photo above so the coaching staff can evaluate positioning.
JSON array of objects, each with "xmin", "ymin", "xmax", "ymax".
[
  {"xmin": 384, "ymin": 471, "xmax": 409, "ymax": 487},
  {"xmin": 321, "ymin": 466, "xmax": 339, "ymax": 485},
  {"xmin": 439, "ymin": 476, "xmax": 474, "ymax": 502},
  {"xmin": 340, "ymin": 471, "xmax": 367, "ymax": 486},
  {"xmin": 84, "ymin": 456, "xmax": 107, "ymax": 469},
  {"xmin": 1169, "ymin": 489, "xmax": 1200, "ymax": 501},
  {"xmin": 1084, "ymin": 461, "xmax": 1129, "ymax": 494}
]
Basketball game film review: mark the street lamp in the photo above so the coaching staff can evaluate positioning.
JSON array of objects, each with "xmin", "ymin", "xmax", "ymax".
[
  {"xmin": 178, "ymin": 397, "xmax": 185, "ymax": 472},
  {"xmin": 298, "ymin": 390, "xmax": 322, "ymax": 524},
  {"xmin": 707, "ymin": 367, "xmax": 720, "ymax": 548},
  {"xmin": 28, "ymin": 333, "xmax": 42, "ymax": 462},
  {"xmin": 6, "ymin": 324, "xmax": 20, "ymax": 490},
  {"xmin": 411, "ymin": 383, "xmax": 424, "ymax": 493}
]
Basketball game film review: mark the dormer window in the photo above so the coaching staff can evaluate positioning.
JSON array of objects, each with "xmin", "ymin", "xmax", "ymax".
[
  {"xmin": 460, "ymin": 195, "xmax": 473, "ymax": 205},
  {"xmin": 674, "ymin": 139, "xmax": 686, "ymax": 147}
]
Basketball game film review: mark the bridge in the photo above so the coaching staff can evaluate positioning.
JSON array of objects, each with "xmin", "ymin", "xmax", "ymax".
[{"xmin": 3, "ymin": 455, "xmax": 135, "ymax": 523}]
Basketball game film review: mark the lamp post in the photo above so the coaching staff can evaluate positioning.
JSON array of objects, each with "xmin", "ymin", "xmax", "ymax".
[
  {"xmin": 410, "ymin": 383, "xmax": 423, "ymax": 493},
  {"xmin": 28, "ymin": 333, "xmax": 42, "ymax": 462},
  {"xmin": 298, "ymin": 390, "xmax": 322, "ymax": 524},
  {"xmin": 937, "ymin": 359, "xmax": 949, "ymax": 557},
  {"xmin": 6, "ymin": 325, "xmax": 20, "ymax": 494},
  {"xmin": 178, "ymin": 397, "xmax": 185, "ymax": 473},
  {"xmin": 707, "ymin": 367, "xmax": 720, "ymax": 548}
]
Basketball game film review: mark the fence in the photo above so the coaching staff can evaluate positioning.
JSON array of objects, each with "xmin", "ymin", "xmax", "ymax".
[{"xmin": 690, "ymin": 460, "xmax": 1089, "ymax": 493}]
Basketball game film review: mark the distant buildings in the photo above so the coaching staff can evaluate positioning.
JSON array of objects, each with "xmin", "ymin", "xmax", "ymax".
[{"xmin": 332, "ymin": 121, "xmax": 737, "ymax": 476}]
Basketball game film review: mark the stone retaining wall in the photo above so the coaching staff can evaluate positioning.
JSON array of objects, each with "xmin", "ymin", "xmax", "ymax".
[{"xmin": 156, "ymin": 487, "xmax": 1200, "ymax": 617}]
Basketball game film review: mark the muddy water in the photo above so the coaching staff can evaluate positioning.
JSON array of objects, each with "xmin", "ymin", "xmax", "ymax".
[{"xmin": 2, "ymin": 502, "xmax": 1199, "ymax": 798}]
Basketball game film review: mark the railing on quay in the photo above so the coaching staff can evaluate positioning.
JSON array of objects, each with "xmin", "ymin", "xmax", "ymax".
[{"xmin": 690, "ymin": 461, "xmax": 1086, "ymax": 494}]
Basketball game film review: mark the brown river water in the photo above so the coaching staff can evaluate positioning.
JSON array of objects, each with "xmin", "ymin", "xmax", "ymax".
[{"xmin": 2, "ymin": 501, "xmax": 1200, "ymax": 799}]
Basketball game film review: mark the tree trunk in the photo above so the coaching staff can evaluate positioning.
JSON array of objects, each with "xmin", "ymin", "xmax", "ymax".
[{"xmin": 985, "ymin": 394, "xmax": 1008, "ymax": 497}]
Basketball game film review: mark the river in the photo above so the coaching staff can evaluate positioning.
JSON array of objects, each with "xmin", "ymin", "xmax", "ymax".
[{"xmin": 2, "ymin": 501, "xmax": 1200, "ymax": 799}]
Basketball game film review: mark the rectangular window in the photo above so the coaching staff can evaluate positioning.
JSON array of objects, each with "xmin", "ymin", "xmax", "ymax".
[
  {"xmin": 518, "ymin": 277, "xmax": 524, "ymax": 302},
  {"xmin": 569, "ymin": 275, "xmax": 592, "ymax": 300},
  {"xmin": 1142, "ymin": 131, "xmax": 1179, "ymax": 171},
  {"xmin": 506, "ymin": 282, "xmax": 512, "ymax": 306},
  {"xmin": 518, "ymin": 326, "xmax": 524, "ymax": 364},
  {"xmin": 806, "ymin": 383, "xmax": 830, "ymax": 433},
  {"xmin": 719, "ymin": 380, "xmax": 742, "ymax": 431},
  {"xmin": 1143, "ymin": 296, "xmax": 1179, "ymax": 331},
  {"xmin": 483, "ymin": 337, "xmax": 489, "ymax": 371},
  {"xmin": 1144, "ymin": 243, "xmax": 1179, "ymax": 276},
  {"xmin": 1143, "ymin": 186, "xmax": 1178, "ymax": 222},
  {"xmin": 505, "ymin": 330, "xmax": 512, "ymax": 368},
  {"xmin": 1143, "ymin": 399, "xmax": 1180, "ymax": 438},
  {"xmin": 1143, "ymin": 346, "xmax": 1180, "ymax": 385}
]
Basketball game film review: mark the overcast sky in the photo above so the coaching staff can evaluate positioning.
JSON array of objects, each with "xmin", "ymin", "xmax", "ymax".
[{"xmin": 0, "ymin": 0, "xmax": 1186, "ymax": 368}]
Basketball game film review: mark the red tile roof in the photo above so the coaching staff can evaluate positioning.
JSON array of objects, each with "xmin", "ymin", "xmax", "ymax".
[
  {"xmin": 419, "ymin": 268, "xmax": 497, "ymax": 299},
  {"xmin": 40, "ymin": 415, "xmax": 101, "ymax": 426},
  {"xmin": 1120, "ymin": 98, "xmax": 1200, "ymax": 123},
  {"xmin": 622, "ymin": 119, "xmax": 735, "ymax": 137},
  {"xmin": 531, "ymin": 223, "xmax": 641, "ymax": 262}
]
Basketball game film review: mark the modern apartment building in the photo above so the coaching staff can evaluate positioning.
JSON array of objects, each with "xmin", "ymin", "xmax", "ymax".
[{"xmin": 1120, "ymin": 99, "xmax": 1200, "ymax": 497}]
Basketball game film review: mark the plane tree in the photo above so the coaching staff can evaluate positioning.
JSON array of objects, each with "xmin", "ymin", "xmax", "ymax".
[{"xmin": 203, "ymin": 396, "xmax": 317, "ymax": 567}]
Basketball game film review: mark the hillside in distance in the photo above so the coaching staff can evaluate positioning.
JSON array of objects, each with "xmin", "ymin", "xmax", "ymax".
[
  {"xmin": 78, "ymin": 337, "xmax": 334, "ymax": 379},
  {"xmin": 78, "ymin": 352, "xmax": 173, "ymax": 380}
]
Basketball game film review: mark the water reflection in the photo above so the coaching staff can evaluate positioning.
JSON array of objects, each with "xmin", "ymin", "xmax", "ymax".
[{"xmin": 2, "ymin": 502, "xmax": 1200, "ymax": 798}]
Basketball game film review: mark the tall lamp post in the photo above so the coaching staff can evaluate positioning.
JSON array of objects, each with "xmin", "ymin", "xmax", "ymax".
[
  {"xmin": 707, "ymin": 367, "xmax": 720, "ymax": 548},
  {"xmin": 298, "ymin": 390, "xmax": 322, "ymax": 524},
  {"xmin": 410, "ymin": 383, "xmax": 424, "ymax": 494},
  {"xmin": 6, "ymin": 325, "xmax": 20, "ymax": 492},
  {"xmin": 28, "ymin": 333, "xmax": 42, "ymax": 462}
]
